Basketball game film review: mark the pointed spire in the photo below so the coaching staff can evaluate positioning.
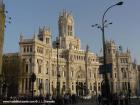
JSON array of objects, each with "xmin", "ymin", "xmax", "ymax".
[
  {"xmin": 0, "ymin": 0, "xmax": 3, "ymax": 6},
  {"xmin": 127, "ymin": 48, "xmax": 130, "ymax": 53},
  {"xmin": 119, "ymin": 45, "xmax": 123, "ymax": 52},
  {"xmin": 134, "ymin": 58, "xmax": 137, "ymax": 64},
  {"xmin": 86, "ymin": 45, "xmax": 89, "ymax": 52},
  {"xmin": 20, "ymin": 33, "xmax": 23, "ymax": 41},
  {"xmin": 48, "ymin": 26, "xmax": 51, "ymax": 32},
  {"xmin": 59, "ymin": 11, "xmax": 61, "ymax": 17},
  {"xmin": 43, "ymin": 26, "xmax": 45, "ymax": 31},
  {"xmin": 39, "ymin": 27, "xmax": 41, "ymax": 32},
  {"xmin": 33, "ymin": 32, "xmax": 37, "ymax": 39}
]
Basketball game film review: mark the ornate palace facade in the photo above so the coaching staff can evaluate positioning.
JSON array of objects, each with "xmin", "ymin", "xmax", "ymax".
[
  {"xmin": 2, "ymin": 11, "xmax": 140, "ymax": 96},
  {"xmin": 18, "ymin": 11, "xmax": 100, "ymax": 96}
]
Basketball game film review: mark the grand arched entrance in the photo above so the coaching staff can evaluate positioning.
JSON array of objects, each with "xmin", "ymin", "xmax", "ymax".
[
  {"xmin": 76, "ymin": 82, "xmax": 87, "ymax": 96},
  {"xmin": 76, "ymin": 70, "xmax": 87, "ymax": 96}
]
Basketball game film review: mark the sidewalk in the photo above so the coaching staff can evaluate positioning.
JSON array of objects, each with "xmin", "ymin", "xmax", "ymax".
[{"xmin": 70, "ymin": 98, "xmax": 140, "ymax": 105}]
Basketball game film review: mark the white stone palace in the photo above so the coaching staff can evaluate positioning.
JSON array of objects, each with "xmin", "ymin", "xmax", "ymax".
[{"xmin": 2, "ymin": 11, "xmax": 140, "ymax": 97}]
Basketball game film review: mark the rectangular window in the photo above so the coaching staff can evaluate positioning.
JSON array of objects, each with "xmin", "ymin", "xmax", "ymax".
[
  {"xmin": 46, "ymin": 79, "xmax": 49, "ymax": 92},
  {"xmin": 115, "ymin": 73, "xmax": 117, "ymax": 78},
  {"xmin": 27, "ymin": 46, "xmax": 29, "ymax": 52},
  {"xmin": 90, "ymin": 85, "xmax": 92, "ymax": 90},
  {"xmin": 93, "ymin": 73, "xmax": 96, "ymax": 78},
  {"xmin": 23, "ymin": 47, "xmax": 26, "ymax": 52},
  {"xmin": 25, "ymin": 78, "xmax": 28, "ymax": 90},
  {"xmin": 38, "ymin": 65, "xmax": 41, "ymax": 73},
  {"xmin": 26, "ymin": 64, "xmax": 28, "ymax": 73},
  {"xmin": 52, "ymin": 70, "xmax": 54, "ymax": 76},
  {"xmin": 30, "ymin": 46, "xmax": 32, "ymax": 52},
  {"xmin": 46, "ymin": 38, "xmax": 49, "ymax": 44},
  {"xmin": 126, "ymin": 59, "xmax": 128, "ymax": 63},
  {"xmin": 29, "ymin": 78, "xmax": 32, "ymax": 91},
  {"xmin": 46, "ymin": 68, "xmax": 48, "ymax": 74},
  {"xmin": 22, "ymin": 79, "xmax": 24, "ymax": 92}
]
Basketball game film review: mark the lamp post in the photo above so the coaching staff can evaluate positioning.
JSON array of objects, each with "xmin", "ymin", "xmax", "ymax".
[
  {"xmin": 0, "ymin": 76, "xmax": 3, "ymax": 103},
  {"xmin": 76, "ymin": 75, "xmax": 80, "ymax": 96},
  {"xmin": 2, "ymin": 81, "xmax": 8, "ymax": 97},
  {"xmin": 92, "ymin": 2, "xmax": 123, "ymax": 105},
  {"xmin": 30, "ymin": 72, "xmax": 36, "ymax": 98},
  {"xmin": 56, "ymin": 42, "xmax": 60, "ymax": 98},
  {"xmin": 128, "ymin": 70, "xmax": 131, "ymax": 103},
  {"xmin": 85, "ymin": 45, "xmax": 89, "ymax": 96},
  {"xmin": 0, "ymin": 3, "xmax": 11, "ymax": 102}
]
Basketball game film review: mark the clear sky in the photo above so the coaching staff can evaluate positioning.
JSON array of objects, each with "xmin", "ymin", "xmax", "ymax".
[{"xmin": 3, "ymin": 0, "xmax": 140, "ymax": 64}]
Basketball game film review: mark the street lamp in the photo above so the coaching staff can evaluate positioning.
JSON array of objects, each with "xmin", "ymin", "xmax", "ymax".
[
  {"xmin": 30, "ymin": 72, "xmax": 36, "ymax": 98},
  {"xmin": 2, "ymin": 81, "xmax": 8, "ymax": 97},
  {"xmin": 0, "ymin": 76, "xmax": 4, "ymax": 103},
  {"xmin": 76, "ymin": 75, "xmax": 80, "ymax": 96},
  {"xmin": 128, "ymin": 70, "xmax": 131, "ymax": 102},
  {"xmin": 56, "ymin": 42, "xmax": 60, "ymax": 97},
  {"xmin": 92, "ymin": 1, "xmax": 123, "ymax": 105},
  {"xmin": 0, "ymin": 6, "xmax": 11, "ymax": 102}
]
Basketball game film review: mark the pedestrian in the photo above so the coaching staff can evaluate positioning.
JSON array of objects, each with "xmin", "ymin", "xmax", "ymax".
[
  {"xmin": 112, "ymin": 93, "xmax": 119, "ymax": 105},
  {"xmin": 124, "ymin": 95, "xmax": 128, "ymax": 105},
  {"xmin": 64, "ymin": 93, "xmax": 67, "ymax": 105},
  {"xmin": 98, "ymin": 94, "xmax": 102, "ymax": 105}
]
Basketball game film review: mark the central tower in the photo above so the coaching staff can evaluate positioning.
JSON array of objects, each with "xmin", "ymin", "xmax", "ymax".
[
  {"xmin": 58, "ymin": 10, "xmax": 80, "ymax": 50},
  {"xmin": 58, "ymin": 11, "xmax": 74, "ymax": 37}
]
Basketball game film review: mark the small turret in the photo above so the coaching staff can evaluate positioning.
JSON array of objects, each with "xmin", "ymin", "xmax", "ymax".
[
  {"xmin": 57, "ymin": 10, "xmax": 81, "ymax": 50},
  {"xmin": 127, "ymin": 48, "xmax": 130, "ymax": 54},
  {"xmin": 20, "ymin": 33, "xmax": 23, "ymax": 41},
  {"xmin": 58, "ymin": 10, "xmax": 75, "ymax": 37},
  {"xmin": 38, "ymin": 26, "xmax": 52, "ymax": 46},
  {"xmin": 0, "ymin": 0, "xmax": 3, "ymax": 7},
  {"xmin": 118, "ymin": 45, "xmax": 123, "ymax": 53},
  {"xmin": 106, "ymin": 40, "xmax": 116, "ymax": 55},
  {"xmin": 86, "ymin": 45, "xmax": 89, "ymax": 53}
]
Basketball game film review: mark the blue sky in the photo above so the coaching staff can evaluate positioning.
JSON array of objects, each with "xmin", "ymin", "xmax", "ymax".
[{"xmin": 3, "ymin": 0, "xmax": 140, "ymax": 64}]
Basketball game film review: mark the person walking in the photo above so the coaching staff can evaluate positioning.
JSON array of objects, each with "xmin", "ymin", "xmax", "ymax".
[{"xmin": 98, "ymin": 94, "xmax": 102, "ymax": 105}]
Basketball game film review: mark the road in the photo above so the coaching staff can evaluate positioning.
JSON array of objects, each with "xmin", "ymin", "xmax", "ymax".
[{"xmin": 74, "ymin": 98, "xmax": 140, "ymax": 105}]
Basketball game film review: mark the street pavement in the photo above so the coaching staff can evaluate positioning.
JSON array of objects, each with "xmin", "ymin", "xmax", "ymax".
[
  {"xmin": 131, "ymin": 98, "xmax": 140, "ymax": 105},
  {"xmin": 74, "ymin": 98, "xmax": 140, "ymax": 105}
]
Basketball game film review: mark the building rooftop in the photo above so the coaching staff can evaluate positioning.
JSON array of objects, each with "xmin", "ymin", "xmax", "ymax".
[{"xmin": 3, "ymin": 53, "xmax": 19, "ymax": 57}]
